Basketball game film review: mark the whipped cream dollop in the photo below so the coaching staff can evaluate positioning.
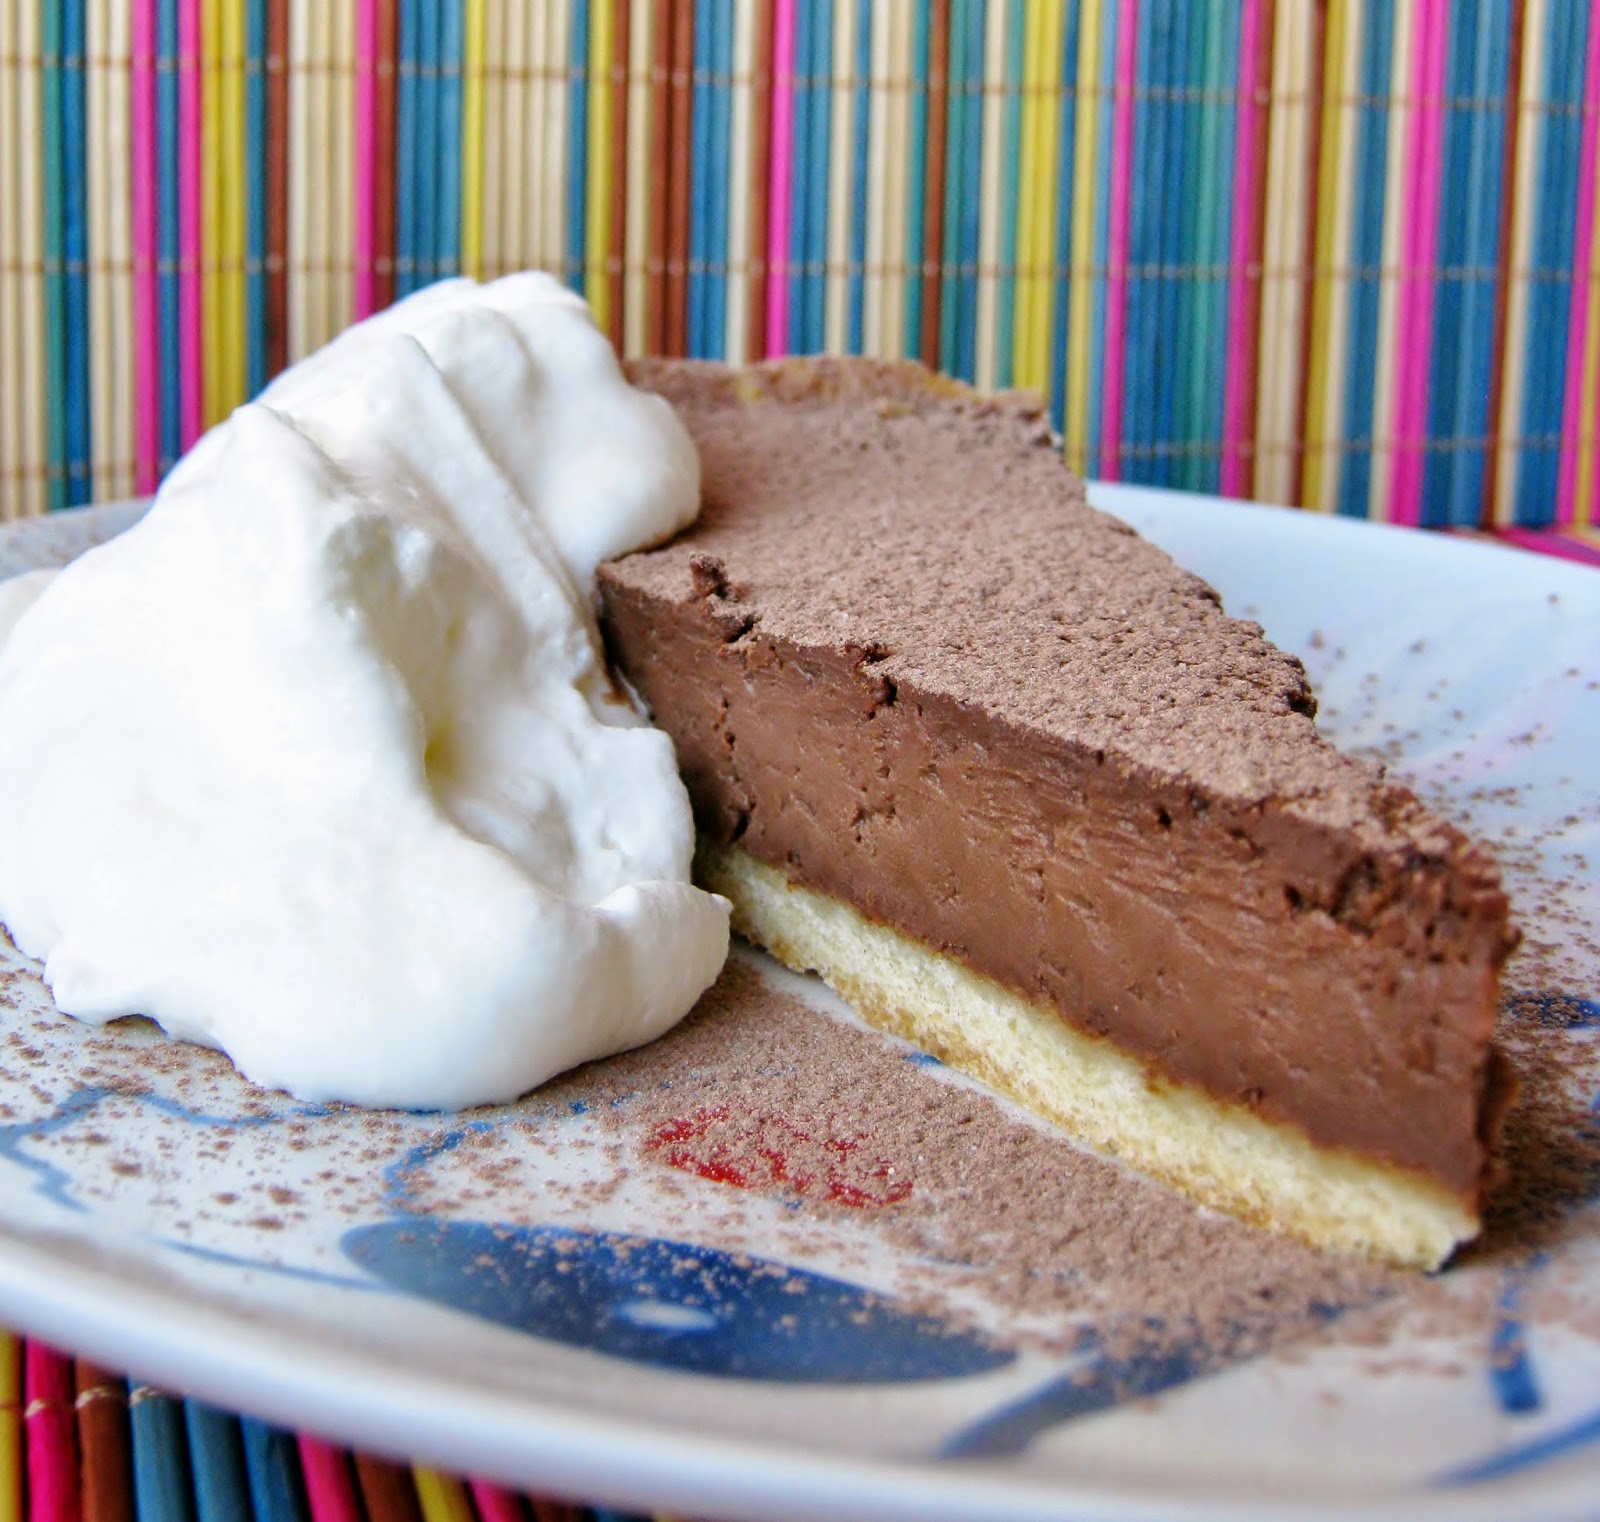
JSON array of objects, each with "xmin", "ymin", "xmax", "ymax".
[{"xmin": 0, "ymin": 273, "xmax": 729, "ymax": 1109}]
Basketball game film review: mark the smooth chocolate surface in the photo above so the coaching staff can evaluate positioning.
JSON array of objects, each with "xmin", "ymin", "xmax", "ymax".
[{"xmin": 599, "ymin": 358, "xmax": 1516, "ymax": 1202}]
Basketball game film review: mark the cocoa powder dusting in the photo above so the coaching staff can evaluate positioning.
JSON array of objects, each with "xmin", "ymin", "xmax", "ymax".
[{"xmin": 544, "ymin": 960, "xmax": 1402, "ymax": 1367}]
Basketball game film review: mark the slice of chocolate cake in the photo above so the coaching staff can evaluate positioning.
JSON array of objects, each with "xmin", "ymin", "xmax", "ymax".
[{"xmin": 598, "ymin": 357, "xmax": 1517, "ymax": 1269}]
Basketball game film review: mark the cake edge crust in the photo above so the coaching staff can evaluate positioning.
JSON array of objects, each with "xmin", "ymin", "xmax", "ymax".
[{"xmin": 700, "ymin": 841, "xmax": 1478, "ymax": 1271}]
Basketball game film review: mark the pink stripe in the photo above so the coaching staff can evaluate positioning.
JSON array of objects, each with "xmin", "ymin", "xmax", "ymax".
[
  {"xmin": 764, "ymin": 0, "xmax": 796, "ymax": 357},
  {"xmin": 23, "ymin": 1345, "xmax": 77, "ymax": 1522},
  {"xmin": 296, "ymin": 1438, "xmax": 364, "ymax": 1522},
  {"xmin": 131, "ymin": 0, "xmax": 161, "ymax": 491},
  {"xmin": 353, "ymin": 0, "xmax": 380, "ymax": 318},
  {"xmin": 1219, "ymin": 0, "xmax": 1262, "ymax": 497},
  {"xmin": 1495, "ymin": 526, "xmax": 1600, "ymax": 566},
  {"xmin": 178, "ymin": 0, "xmax": 204, "ymax": 448},
  {"xmin": 1388, "ymin": 0, "xmax": 1447, "ymax": 525},
  {"xmin": 1556, "ymin": 17, "xmax": 1600, "ymax": 524},
  {"xmin": 1096, "ymin": 0, "xmax": 1139, "ymax": 481},
  {"xmin": 467, "ymin": 1481, "xmax": 527, "ymax": 1522}
]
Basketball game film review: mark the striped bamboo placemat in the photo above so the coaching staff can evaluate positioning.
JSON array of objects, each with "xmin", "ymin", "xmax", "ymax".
[
  {"xmin": 4, "ymin": 1333, "xmax": 663, "ymax": 1522},
  {"xmin": 5, "ymin": 0, "xmax": 1600, "ymax": 529}
]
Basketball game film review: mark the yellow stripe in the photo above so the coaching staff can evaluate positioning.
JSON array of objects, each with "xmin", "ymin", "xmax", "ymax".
[
  {"xmin": 882, "ymin": 2, "xmax": 912, "ymax": 358},
  {"xmin": 1255, "ymin": 1, "xmax": 1294, "ymax": 501},
  {"xmin": 585, "ymin": 0, "xmax": 615, "ymax": 326},
  {"xmin": 864, "ymin": 0, "xmax": 890, "ymax": 356},
  {"xmin": 16, "ymin": 0, "xmax": 45, "ymax": 512},
  {"xmin": 524, "ymin": 0, "xmax": 546, "ymax": 268},
  {"xmin": 1317, "ymin": 0, "xmax": 1364, "ymax": 512},
  {"xmin": 201, "ymin": 0, "xmax": 224, "ymax": 424},
  {"xmin": 517, "ymin": 0, "xmax": 540, "ymax": 269},
  {"xmin": 1575, "ymin": 139, "xmax": 1600, "ymax": 527},
  {"xmin": 16, "ymin": 0, "xmax": 47, "ymax": 512},
  {"xmin": 221, "ymin": 0, "xmax": 248, "ymax": 408},
  {"xmin": 0, "ymin": 0, "xmax": 18, "ymax": 515},
  {"xmin": 1300, "ymin": 0, "xmax": 1349, "ymax": 511},
  {"xmin": 0, "ymin": 1333, "xmax": 18, "ymax": 1522},
  {"xmin": 824, "ymin": 0, "xmax": 857, "ymax": 356},
  {"xmin": 1064, "ymin": 0, "xmax": 1101, "ymax": 473},
  {"xmin": 1493, "ymin": 0, "xmax": 1543, "ymax": 523},
  {"xmin": 499, "ymin": 0, "xmax": 526, "ymax": 275},
  {"xmin": 1367, "ymin": 0, "xmax": 1417, "ymax": 520},
  {"xmin": 87, "ymin": 0, "xmax": 113, "ymax": 496},
  {"xmin": 887, "ymin": 4, "xmax": 907, "ymax": 356},
  {"xmin": 461, "ymin": 0, "xmax": 485, "ymax": 279},
  {"xmin": 488, "ymin": 0, "xmax": 511, "ymax": 276},
  {"xmin": 1013, "ymin": 0, "xmax": 1042, "ymax": 387},
  {"xmin": 328, "ymin": 0, "xmax": 355, "ymax": 332},
  {"xmin": 542, "ymin": 1, "xmax": 569, "ymax": 274},
  {"xmin": 623, "ymin": 0, "xmax": 653, "ymax": 354},
  {"xmin": 411, "ymin": 1470, "xmax": 473, "ymax": 1522},
  {"xmin": 1031, "ymin": 0, "xmax": 1066, "ymax": 395},
  {"xmin": 974, "ymin": 0, "xmax": 1008, "ymax": 390},
  {"xmin": 725, "ymin": 0, "xmax": 755, "ymax": 361},
  {"xmin": 109, "ymin": 0, "xmax": 137, "ymax": 491},
  {"xmin": 287, "ymin": 0, "xmax": 311, "ymax": 358}
]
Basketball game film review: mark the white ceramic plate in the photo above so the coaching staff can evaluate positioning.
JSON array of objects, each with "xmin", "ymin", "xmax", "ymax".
[{"xmin": 0, "ymin": 489, "xmax": 1595, "ymax": 1522}]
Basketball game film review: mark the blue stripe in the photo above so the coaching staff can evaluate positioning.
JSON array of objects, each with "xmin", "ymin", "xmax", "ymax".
[
  {"xmin": 1339, "ymin": 0, "xmax": 1395, "ymax": 516},
  {"xmin": 688, "ymin": 0, "xmax": 711, "ymax": 355},
  {"xmin": 847, "ymin": 0, "xmax": 872, "ymax": 354},
  {"xmin": 805, "ymin": 0, "xmax": 833, "ymax": 353},
  {"xmin": 1444, "ymin": 0, "xmax": 1512, "ymax": 525},
  {"xmin": 956, "ymin": 0, "xmax": 985, "ymax": 381},
  {"xmin": 41, "ymin": 3, "xmax": 68, "ymax": 508},
  {"xmin": 1420, "ymin": 0, "xmax": 1476, "ymax": 524},
  {"xmin": 1049, "ymin": 1, "xmax": 1080, "ymax": 434},
  {"xmin": 1190, "ymin": 0, "xmax": 1229, "ymax": 492},
  {"xmin": 1085, "ymin": 0, "xmax": 1117, "ymax": 475},
  {"xmin": 436, "ymin": 0, "xmax": 463, "ymax": 277},
  {"xmin": 62, "ymin": 0, "xmax": 91, "ymax": 505},
  {"xmin": 185, "ymin": 1403, "xmax": 252, "ymax": 1522},
  {"xmin": 940, "ymin": 0, "xmax": 969, "ymax": 374},
  {"xmin": 713, "ymin": 0, "xmax": 736, "ymax": 355},
  {"xmin": 904, "ymin": 2, "xmax": 930, "ymax": 354},
  {"xmin": 1171, "ymin": 0, "xmax": 1196, "ymax": 486},
  {"xmin": 1179, "ymin": 0, "xmax": 1210, "ymax": 491},
  {"xmin": 1199, "ymin": 0, "xmax": 1240, "ymax": 493},
  {"xmin": 565, "ymin": 0, "xmax": 590, "ymax": 293},
  {"xmin": 414, "ymin": 0, "xmax": 440, "ymax": 286},
  {"xmin": 246, "ymin": 0, "xmax": 269, "ymax": 391},
  {"xmin": 785, "ymin": 0, "xmax": 810, "ymax": 352},
  {"xmin": 1516, "ymin": 1, "xmax": 1588, "ymax": 524},
  {"xmin": 130, "ymin": 1388, "xmax": 196, "ymax": 1522},
  {"xmin": 395, "ymin": 0, "xmax": 417, "ymax": 295},
  {"xmin": 1152, "ymin": 1, "xmax": 1181, "ymax": 488},
  {"xmin": 1122, "ymin": 0, "xmax": 1156, "ymax": 482},
  {"xmin": 995, "ymin": 0, "xmax": 1026, "ymax": 387},
  {"xmin": 157, "ymin": 0, "xmax": 182, "ymax": 471},
  {"xmin": 239, "ymin": 1419, "xmax": 310, "ymax": 1522}
]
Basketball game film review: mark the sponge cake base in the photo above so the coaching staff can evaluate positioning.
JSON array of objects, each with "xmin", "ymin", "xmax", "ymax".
[{"xmin": 700, "ymin": 841, "xmax": 1478, "ymax": 1270}]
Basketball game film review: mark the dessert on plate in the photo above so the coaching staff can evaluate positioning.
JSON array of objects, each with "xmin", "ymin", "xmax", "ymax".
[{"xmin": 599, "ymin": 356, "xmax": 1518, "ymax": 1271}]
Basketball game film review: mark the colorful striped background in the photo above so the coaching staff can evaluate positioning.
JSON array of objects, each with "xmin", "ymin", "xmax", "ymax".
[
  {"xmin": 2, "ymin": 0, "xmax": 1600, "ymax": 544},
  {"xmin": 0, "ymin": 1331, "xmax": 655, "ymax": 1522}
]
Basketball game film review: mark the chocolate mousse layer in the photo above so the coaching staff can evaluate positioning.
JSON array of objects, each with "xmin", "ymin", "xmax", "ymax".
[{"xmin": 599, "ymin": 358, "xmax": 1516, "ymax": 1206}]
